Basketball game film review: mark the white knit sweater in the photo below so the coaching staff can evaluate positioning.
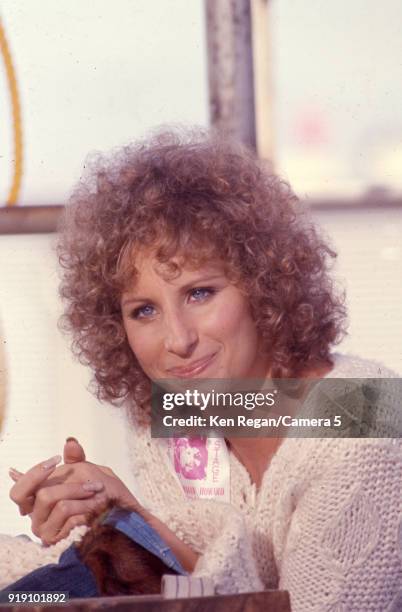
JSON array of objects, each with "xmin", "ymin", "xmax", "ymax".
[
  {"xmin": 128, "ymin": 354, "xmax": 402, "ymax": 611},
  {"xmin": 2, "ymin": 354, "xmax": 402, "ymax": 612}
]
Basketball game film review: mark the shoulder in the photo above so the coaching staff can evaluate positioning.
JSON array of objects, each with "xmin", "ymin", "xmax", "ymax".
[
  {"xmin": 329, "ymin": 352, "xmax": 400, "ymax": 378},
  {"xmin": 280, "ymin": 436, "xmax": 402, "ymax": 483},
  {"xmin": 276, "ymin": 439, "xmax": 402, "ymax": 525}
]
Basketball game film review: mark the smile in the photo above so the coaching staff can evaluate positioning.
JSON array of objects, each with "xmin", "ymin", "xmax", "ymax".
[{"xmin": 167, "ymin": 352, "xmax": 217, "ymax": 378}]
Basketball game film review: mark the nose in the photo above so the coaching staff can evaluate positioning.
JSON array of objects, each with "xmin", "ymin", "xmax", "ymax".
[{"xmin": 163, "ymin": 309, "xmax": 198, "ymax": 357}]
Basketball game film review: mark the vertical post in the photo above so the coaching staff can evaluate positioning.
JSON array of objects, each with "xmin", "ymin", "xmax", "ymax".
[
  {"xmin": 251, "ymin": 0, "xmax": 274, "ymax": 161},
  {"xmin": 205, "ymin": 0, "xmax": 257, "ymax": 150},
  {"xmin": 0, "ymin": 324, "xmax": 5, "ymax": 432}
]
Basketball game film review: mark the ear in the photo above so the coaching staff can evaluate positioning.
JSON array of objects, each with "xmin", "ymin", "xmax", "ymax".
[{"xmin": 63, "ymin": 437, "xmax": 86, "ymax": 463}]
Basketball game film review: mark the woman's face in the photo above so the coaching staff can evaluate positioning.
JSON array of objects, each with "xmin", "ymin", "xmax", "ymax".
[{"xmin": 120, "ymin": 252, "xmax": 271, "ymax": 382}]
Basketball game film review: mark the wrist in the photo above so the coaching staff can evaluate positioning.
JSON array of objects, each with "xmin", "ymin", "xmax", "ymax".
[{"xmin": 117, "ymin": 492, "xmax": 145, "ymax": 516}]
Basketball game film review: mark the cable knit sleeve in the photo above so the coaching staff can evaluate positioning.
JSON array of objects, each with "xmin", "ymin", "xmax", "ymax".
[
  {"xmin": 278, "ymin": 439, "xmax": 402, "ymax": 612},
  {"xmin": 0, "ymin": 526, "xmax": 88, "ymax": 589}
]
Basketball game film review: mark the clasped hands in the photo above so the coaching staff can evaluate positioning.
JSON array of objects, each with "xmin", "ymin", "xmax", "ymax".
[{"xmin": 8, "ymin": 438, "xmax": 141, "ymax": 546}]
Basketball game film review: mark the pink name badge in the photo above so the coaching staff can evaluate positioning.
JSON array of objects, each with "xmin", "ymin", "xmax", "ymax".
[{"xmin": 161, "ymin": 437, "xmax": 230, "ymax": 502}]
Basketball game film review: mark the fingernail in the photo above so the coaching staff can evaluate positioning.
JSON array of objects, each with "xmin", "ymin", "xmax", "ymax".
[
  {"xmin": 42, "ymin": 455, "xmax": 62, "ymax": 470},
  {"xmin": 66, "ymin": 437, "xmax": 79, "ymax": 443},
  {"xmin": 8, "ymin": 467, "xmax": 20, "ymax": 479},
  {"xmin": 82, "ymin": 481, "xmax": 104, "ymax": 492}
]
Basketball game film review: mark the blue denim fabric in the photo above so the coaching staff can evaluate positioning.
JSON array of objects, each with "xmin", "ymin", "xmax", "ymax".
[
  {"xmin": 0, "ymin": 545, "xmax": 99, "ymax": 597},
  {"xmin": 102, "ymin": 508, "xmax": 187, "ymax": 575},
  {"xmin": 0, "ymin": 509, "xmax": 186, "ymax": 597}
]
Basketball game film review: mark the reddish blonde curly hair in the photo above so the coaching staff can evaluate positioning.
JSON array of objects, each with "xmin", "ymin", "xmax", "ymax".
[{"xmin": 58, "ymin": 128, "xmax": 346, "ymax": 415}]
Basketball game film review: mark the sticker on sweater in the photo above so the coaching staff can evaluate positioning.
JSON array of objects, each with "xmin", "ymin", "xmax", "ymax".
[{"xmin": 160, "ymin": 437, "xmax": 230, "ymax": 502}]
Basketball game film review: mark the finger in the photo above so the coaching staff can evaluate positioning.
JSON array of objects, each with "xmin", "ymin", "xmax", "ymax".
[
  {"xmin": 63, "ymin": 438, "xmax": 86, "ymax": 464},
  {"xmin": 41, "ymin": 514, "xmax": 88, "ymax": 546},
  {"xmin": 9, "ymin": 456, "xmax": 62, "ymax": 516},
  {"xmin": 8, "ymin": 467, "xmax": 24, "ymax": 482},
  {"xmin": 40, "ymin": 492, "xmax": 109, "ymax": 545},
  {"xmin": 8, "ymin": 468, "xmax": 35, "ymax": 514},
  {"xmin": 30, "ymin": 481, "xmax": 104, "ymax": 535}
]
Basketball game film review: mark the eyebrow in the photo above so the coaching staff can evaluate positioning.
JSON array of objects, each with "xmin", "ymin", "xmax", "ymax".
[{"xmin": 121, "ymin": 274, "xmax": 224, "ymax": 308}]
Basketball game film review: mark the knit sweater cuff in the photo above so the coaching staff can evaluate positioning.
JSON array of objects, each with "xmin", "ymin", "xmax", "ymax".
[
  {"xmin": 192, "ymin": 515, "xmax": 264, "ymax": 594},
  {"xmin": 0, "ymin": 526, "xmax": 88, "ymax": 589}
]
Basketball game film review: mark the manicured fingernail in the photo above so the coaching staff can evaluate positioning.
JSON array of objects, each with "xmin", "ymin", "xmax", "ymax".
[
  {"xmin": 82, "ymin": 481, "xmax": 104, "ymax": 492},
  {"xmin": 9, "ymin": 467, "xmax": 20, "ymax": 479},
  {"xmin": 66, "ymin": 437, "xmax": 79, "ymax": 443},
  {"xmin": 42, "ymin": 455, "xmax": 62, "ymax": 470}
]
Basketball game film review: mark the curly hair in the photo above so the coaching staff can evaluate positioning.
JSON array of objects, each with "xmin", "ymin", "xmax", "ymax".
[{"xmin": 57, "ymin": 127, "xmax": 346, "ymax": 417}]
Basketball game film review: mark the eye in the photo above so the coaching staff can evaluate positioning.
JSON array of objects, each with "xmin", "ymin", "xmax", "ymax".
[
  {"xmin": 189, "ymin": 287, "xmax": 215, "ymax": 302},
  {"xmin": 130, "ymin": 304, "xmax": 156, "ymax": 319}
]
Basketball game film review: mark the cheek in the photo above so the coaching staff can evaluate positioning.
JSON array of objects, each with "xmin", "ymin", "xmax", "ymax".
[
  {"xmin": 217, "ymin": 302, "xmax": 260, "ymax": 360},
  {"xmin": 208, "ymin": 297, "xmax": 256, "ymax": 338}
]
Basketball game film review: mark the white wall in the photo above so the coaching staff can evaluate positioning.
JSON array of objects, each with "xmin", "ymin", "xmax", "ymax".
[{"xmin": 314, "ymin": 208, "xmax": 402, "ymax": 374}]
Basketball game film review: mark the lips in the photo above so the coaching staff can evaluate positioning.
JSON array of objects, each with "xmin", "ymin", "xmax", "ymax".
[{"xmin": 167, "ymin": 352, "xmax": 217, "ymax": 377}]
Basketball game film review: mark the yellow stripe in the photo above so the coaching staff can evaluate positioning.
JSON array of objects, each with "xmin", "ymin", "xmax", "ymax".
[{"xmin": 0, "ymin": 16, "xmax": 23, "ymax": 206}]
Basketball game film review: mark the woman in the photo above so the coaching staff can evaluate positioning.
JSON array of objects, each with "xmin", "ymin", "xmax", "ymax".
[{"xmin": 7, "ymin": 129, "xmax": 402, "ymax": 610}]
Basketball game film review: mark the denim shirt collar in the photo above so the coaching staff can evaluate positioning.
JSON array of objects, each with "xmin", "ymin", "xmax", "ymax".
[{"xmin": 101, "ymin": 508, "xmax": 187, "ymax": 576}]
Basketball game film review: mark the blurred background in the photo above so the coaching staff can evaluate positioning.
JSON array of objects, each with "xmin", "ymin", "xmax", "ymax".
[{"xmin": 0, "ymin": 0, "xmax": 401, "ymax": 535}]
